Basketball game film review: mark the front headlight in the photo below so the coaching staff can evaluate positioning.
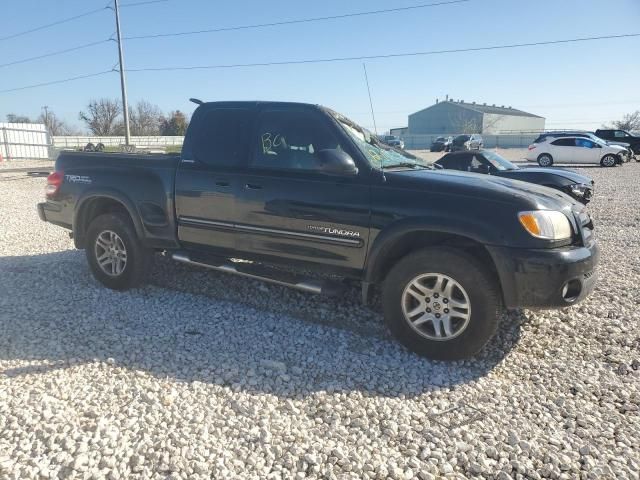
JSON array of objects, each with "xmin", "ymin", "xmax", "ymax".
[
  {"xmin": 569, "ymin": 184, "xmax": 589, "ymax": 197},
  {"xmin": 518, "ymin": 210, "xmax": 572, "ymax": 240}
]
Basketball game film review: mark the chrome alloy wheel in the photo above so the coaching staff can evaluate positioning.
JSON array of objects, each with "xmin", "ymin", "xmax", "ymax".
[
  {"xmin": 95, "ymin": 230, "xmax": 127, "ymax": 276},
  {"xmin": 538, "ymin": 155, "xmax": 552, "ymax": 167},
  {"xmin": 401, "ymin": 273, "xmax": 471, "ymax": 341},
  {"xmin": 602, "ymin": 154, "xmax": 616, "ymax": 167}
]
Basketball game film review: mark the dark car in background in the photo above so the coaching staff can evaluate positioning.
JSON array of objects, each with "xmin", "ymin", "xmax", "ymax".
[
  {"xmin": 379, "ymin": 135, "xmax": 405, "ymax": 149},
  {"xmin": 451, "ymin": 134, "xmax": 483, "ymax": 151},
  {"xmin": 595, "ymin": 129, "xmax": 640, "ymax": 158},
  {"xmin": 435, "ymin": 150, "xmax": 594, "ymax": 204},
  {"xmin": 430, "ymin": 136, "xmax": 453, "ymax": 152}
]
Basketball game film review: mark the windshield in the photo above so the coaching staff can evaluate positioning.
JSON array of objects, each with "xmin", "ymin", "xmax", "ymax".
[
  {"xmin": 481, "ymin": 150, "xmax": 518, "ymax": 171},
  {"xmin": 330, "ymin": 111, "xmax": 429, "ymax": 169}
]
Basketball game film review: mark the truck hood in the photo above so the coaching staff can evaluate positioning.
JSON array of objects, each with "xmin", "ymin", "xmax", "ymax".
[
  {"xmin": 385, "ymin": 168, "xmax": 577, "ymax": 210},
  {"xmin": 508, "ymin": 167, "xmax": 593, "ymax": 185}
]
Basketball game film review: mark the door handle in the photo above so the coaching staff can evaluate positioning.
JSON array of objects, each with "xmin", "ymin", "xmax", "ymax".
[
  {"xmin": 215, "ymin": 181, "xmax": 230, "ymax": 187},
  {"xmin": 245, "ymin": 183, "xmax": 262, "ymax": 190}
]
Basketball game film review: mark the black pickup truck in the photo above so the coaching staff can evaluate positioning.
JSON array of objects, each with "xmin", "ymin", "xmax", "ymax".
[{"xmin": 39, "ymin": 101, "xmax": 598, "ymax": 360}]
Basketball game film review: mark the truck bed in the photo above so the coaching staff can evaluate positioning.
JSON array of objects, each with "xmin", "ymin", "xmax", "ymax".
[{"xmin": 45, "ymin": 151, "xmax": 182, "ymax": 250}]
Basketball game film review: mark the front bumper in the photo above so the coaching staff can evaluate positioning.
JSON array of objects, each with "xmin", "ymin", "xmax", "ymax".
[{"xmin": 488, "ymin": 241, "xmax": 599, "ymax": 309}]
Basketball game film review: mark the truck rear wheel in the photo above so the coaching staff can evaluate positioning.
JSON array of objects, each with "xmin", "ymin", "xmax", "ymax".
[
  {"xmin": 85, "ymin": 213, "xmax": 151, "ymax": 290},
  {"xmin": 382, "ymin": 247, "xmax": 502, "ymax": 360}
]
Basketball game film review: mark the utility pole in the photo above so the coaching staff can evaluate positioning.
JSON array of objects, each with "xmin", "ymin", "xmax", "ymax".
[
  {"xmin": 113, "ymin": 0, "xmax": 131, "ymax": 146},
  {"xmin": 42, "ymin": 105, "xmax": 50, "ymax": 130}
]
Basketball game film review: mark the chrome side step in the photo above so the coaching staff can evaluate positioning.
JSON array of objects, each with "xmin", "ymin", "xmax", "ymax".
[{"xmin": 171, "ymin": 251, "xmax": 345, "ymax": 296}]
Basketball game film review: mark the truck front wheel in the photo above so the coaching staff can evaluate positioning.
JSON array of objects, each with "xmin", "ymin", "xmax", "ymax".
[
  {"xmin": 382, "ymin": 248, "xmax": 502, "ymax": 360},
  {"xmin": 85, "ymin": 213, "xmax": 151, "ymax": 290}
]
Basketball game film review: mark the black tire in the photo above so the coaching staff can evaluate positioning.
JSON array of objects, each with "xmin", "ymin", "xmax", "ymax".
[
  {"xmin": 85, "ymin": 213, "xmax": 151, "ymax": 290},
  {"xmin": 537, "ymin": 154, "xmax": 553, "ymax": 167},
  {"xmin": 600, "ymin": 154, "xmax": 617, "ymax": 167},
  {"xmin": 382, "ymin": 247, "xmax": 502, "ymax": 360}
]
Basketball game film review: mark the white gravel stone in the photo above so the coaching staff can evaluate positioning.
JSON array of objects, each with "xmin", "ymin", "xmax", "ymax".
[{"xmin": 1, "ymin": 164, "xmax": 640, "ymax": 479}]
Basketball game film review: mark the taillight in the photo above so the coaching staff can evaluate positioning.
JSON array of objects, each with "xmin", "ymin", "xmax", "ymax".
[
  {"xmin": 46, "ymin": 171, "xmax": 64, "ymax": 198},
  {"xmin": 528, "ymin": 144, "xmax": 537, "ymax": 150}
]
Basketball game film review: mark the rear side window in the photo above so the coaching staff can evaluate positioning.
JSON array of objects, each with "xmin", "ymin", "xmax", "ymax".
[
  {"xmin": 551, "ymin": 138, "xmax": 575, "ymax": 147},
  {"xmin": 575, "ymin": 138, "xmax": 595, "ymax": 148},
  {"xmin": 251, "ymin": 109, "xmax": 343, "ymax": 172},
  {"xmin": 614, "ymin": 131, "xmax": 628, "ymax": 138},
  {"xmin": 192, "ymin": 108, "xmax": 251, "ymax": 167}
]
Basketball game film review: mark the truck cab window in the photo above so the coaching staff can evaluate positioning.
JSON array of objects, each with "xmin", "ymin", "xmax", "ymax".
[
  {"xmin": 193, "ymin": 108, "xmax": 251, "ymax": 167},
  {"xmin": 252, "ymin": 110, "xmax": 342, "ymax": 172}
]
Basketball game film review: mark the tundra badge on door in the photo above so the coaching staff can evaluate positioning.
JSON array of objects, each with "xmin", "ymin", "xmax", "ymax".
[{"xmin": 308, "ymin": 225, "xmax": 361, "ymax": 237}]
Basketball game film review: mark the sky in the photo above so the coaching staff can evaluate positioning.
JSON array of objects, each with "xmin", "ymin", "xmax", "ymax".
[{"xmin": 0, "ymin": 0, "xmax": 639, "ymax": 133}]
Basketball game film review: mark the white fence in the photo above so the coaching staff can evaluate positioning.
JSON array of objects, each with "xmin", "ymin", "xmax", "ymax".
[
  {"xmin": 0, "ymin": 123, "xmax": 51, "ymax": 161},
  {"xmin": 52, "ymin": 135, "xmax": 184, "ymax": 149}
]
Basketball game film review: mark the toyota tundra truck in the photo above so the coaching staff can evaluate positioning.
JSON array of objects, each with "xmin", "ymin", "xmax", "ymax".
[{"xmin": 38, "ymin": 100, "xmax": 599, "ymax": 360}]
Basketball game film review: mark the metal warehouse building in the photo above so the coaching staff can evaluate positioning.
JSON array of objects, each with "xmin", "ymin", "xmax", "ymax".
[{"xmin": 408, "ymin": 99, "xmax": 545, "ymax": 134}]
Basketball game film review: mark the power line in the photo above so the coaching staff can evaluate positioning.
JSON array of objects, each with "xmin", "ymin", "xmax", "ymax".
[
  {"xmin": 0, "ymin": 70, "xmax": 113, "ymax": 94},
  {"xmin": 0, "ymin": 0, "xmax": 168, "ymax": 43},
  {"xmin": 2, "ymin": 32, "xmax": 639, "ymax": 94},
  {"xmin": 0, "ymin": 40, "xmax": 110, "ymax": 69},
  {"xmin": 126, "ymin": 32, "xmax": 640, "ymax": 72},
  {"xmin": 124, "ymin": 0, "xmax": 470, "ymax": 40},
  {"xmin": 0, "ymin": 6, "xmax": 108, "ymax": 42},
  {"xmin": 120, "ymin": 0, "xmax": 169, "ymax": 7}
]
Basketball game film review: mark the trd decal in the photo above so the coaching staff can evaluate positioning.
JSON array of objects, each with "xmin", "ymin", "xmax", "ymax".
[{"xmin": 65, "ymin": 175, "xmax": 92, "ymax": 184}]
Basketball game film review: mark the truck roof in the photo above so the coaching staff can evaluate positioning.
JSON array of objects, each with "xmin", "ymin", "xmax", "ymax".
[{"xmin": 196, "ymin": 100, "xmax": 322, "ymax": 109}]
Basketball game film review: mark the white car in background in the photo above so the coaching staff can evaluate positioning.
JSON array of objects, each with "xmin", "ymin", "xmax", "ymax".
[{"xmin": 526, "ymin": 136, "xmax": 628, "ymax": 167}]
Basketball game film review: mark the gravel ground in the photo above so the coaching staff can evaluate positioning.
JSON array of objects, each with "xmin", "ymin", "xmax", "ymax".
[
  {"xmin": 0, "ymin": 159, "xmax": 54, "ymax": 171},
  {"xmin": 1, "ymin": 165, "xmax": 639, "ymax": 480}
]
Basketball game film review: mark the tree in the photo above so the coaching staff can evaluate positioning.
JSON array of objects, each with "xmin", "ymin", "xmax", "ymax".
[
  {"xmin": 128, "ymin": 100, "xmax": 162, "ymax": 135},
  {"xmin": 159, "ymin": 110, "xmax": 189, "ymax": 136},
  {"xmin": 79, "ymin": 98, "xmax": 122, "ymax": 135},
  {"xmin": 607, "ymin": 111, "xmax": 640, "ymax": 131},
  {"xmin": 6, "ymin": 113, "xmax": 32, "ymax": 123},
  {"xmin": 449, "ymin": 111, "xmax": 482, "ymax": 134},
  {"xmin": 38, "ymin": 109, "xmax": 75, "ymax": 135}
]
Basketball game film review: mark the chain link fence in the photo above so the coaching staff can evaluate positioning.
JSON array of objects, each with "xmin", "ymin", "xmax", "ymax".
[{"xmin": 400, "ymin": 133, "xmax": 540, "ymax": 150}]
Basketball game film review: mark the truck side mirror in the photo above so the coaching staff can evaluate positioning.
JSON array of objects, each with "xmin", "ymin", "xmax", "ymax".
[{"xmin": 317, "ymin": 149, "xmax": 359, "ymax": 176}]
